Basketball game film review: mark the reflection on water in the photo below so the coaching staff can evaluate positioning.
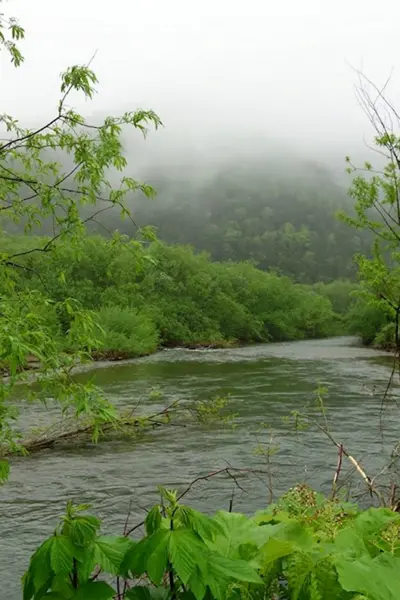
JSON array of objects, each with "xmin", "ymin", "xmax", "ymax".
[{"xmin": 1, "ymin": 336, "xmax": 399, "ymax": 598}]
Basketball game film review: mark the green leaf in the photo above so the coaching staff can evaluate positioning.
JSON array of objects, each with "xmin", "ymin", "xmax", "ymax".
[
  {"xmin": 210, "ymin": 511, "xmax": 272, "ymax": 559},
  {"xmin": 168, "ymin": 529, "xmax": 207, "ymax": 585},
  {"xmin": 69, "ymin": 515, "xmax": 101, "ymax": 546},
  {"xmin": 259, "ymin": 537, "xmax": 294, "ymax": 566},
  {"xmin": 73, "ymin": 581, "xmax": 115, "ymax": 600},
  {"xmin": 147, "ymin": 532, "xmax": 170, "ymax": 584},
  {"xmin": 187, "ymin": 567, "xmax": 207, "ymax": 600},
  {"xmin": 123, "ymin": 530, "xmax": 170, "ymax": 584},
  {"xmin": 49, "ymin": 535, "xmax": 74, "ymax": 575},
  {"xmin": 125, "ymin": 588, "xmax": 152, "ymax": 600},
  {"xmin": 354, "ymin": 507, "xmax": 400, "ymax": 551},
  {"xmin": 145, "ymin": 505, "xmax": 162, "ymax": 536},
  {"xmin": 177, "ymin": 506, "xmax": 222, "ymax": 541},
  {"xmin": 334, "ymin": 527, "xmax": 368, "ymax": 559},
  {"xmin": 336, "ymin": 553, "xmax": 400, "ymax": 600},
  {"xmin": 25, "ymin": 537, "xmax": 54, "ymax": 592},
  {"xmin": 208, "ymin": 553, "xmax": 262, "ymax": 585},
  {"xmin": 93, "ymin": 535, "xmax": 132, "ymax": 575}
]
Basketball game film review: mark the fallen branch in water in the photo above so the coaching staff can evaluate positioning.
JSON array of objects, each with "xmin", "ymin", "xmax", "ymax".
[
  {"xmin": 4, "ymin": 395, "xmax": 235, "ymax": 457},
  {"xmin": 6, "ymin": 400, "xmax": 182, "ymax": 456}
]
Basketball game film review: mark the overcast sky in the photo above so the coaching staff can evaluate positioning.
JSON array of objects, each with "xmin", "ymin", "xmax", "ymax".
[{"xmin": 2, "ymin": 0, "xmax": 400, "ymax": 167}]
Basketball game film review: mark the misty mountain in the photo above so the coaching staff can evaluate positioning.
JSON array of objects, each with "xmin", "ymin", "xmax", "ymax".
[{"xmin": 106, "ymin": 154, "xmax": 368, "ymax": 284}]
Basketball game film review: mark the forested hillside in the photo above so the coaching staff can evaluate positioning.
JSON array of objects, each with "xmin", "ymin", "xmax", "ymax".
[{"xmin": 122, "ymin": 157, "xmax": 372, "ymax": 283}]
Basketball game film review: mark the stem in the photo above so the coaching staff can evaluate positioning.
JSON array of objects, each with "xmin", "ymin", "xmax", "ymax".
[
  {"xmin": 72, "ymin": 558, "xmax": 78, "ymax": 588},
  {"xmin": 169, "ymin": 512, "xmax": 176, "ymax": 600},
  {"xmin": 331, "ymin": 444, "xmax": 343, "ymax": 500},
  {"xmin": 169, "ymin": 566, "xmax": 175, "ymax": 600}
]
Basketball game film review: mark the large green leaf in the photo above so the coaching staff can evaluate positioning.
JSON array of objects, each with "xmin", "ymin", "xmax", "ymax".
[
  {"xmin": 208, "ymin": 554, "xmax": 262, "ymax": 585},
  {"xmin": 206, "ymin": 511, "xmax": 277, "ymax": 570},
  {"xmin": 93, "ymin": 535, "xmax": 132, "ymax": 575},
  {"xmin": 353, "ymin": 508, "xmax": 400, "ymax": 556},
  {"xmin": 69, "ymin": 515, "xmax": 101, "ymax": 547},
  {"xmin": 76, "ymin": 543, "xmax": 96, "ymax": 582},
  {"xmin": 49, "ymin": 536, "xmax": 75, "ymax": 576},
  {"xmin": 145, "ymin": 506, "xmax": 162, "ymax": 536},
  {"xmin": 25, "ymin": 537, "xmax": 54, "ymax": 593},
  {"xmin": 168, "ymin": 529, "xmax": 207, "ymax": 585},
  {"xmin": 123, "ymin": 530, "xmax": 170, "ymax": 584},
  {"xmin": 259, "ymin": 537, "xmax": 294, "ymax": 567},
  {"xmin": 187, "ymin": 565, "xmax": 207, "ymax": 600},
  {"xmin": 254, "ymin": 509, "xmax": 296, "ymax": 525},
  {"xmin": 336, "ymin": 553, "xmax": 400, "ymax": 600},
  {"xmin": 334, "ymin": 527, "xmax": 368, "ymax": 560},
  {"xmin": 176, "ymin": 506, "xmax": 223, "ymax": 541},
  {"xmin": 270, "ymin": 521, "xmax": 314, "ymax": 551},
  {"xmin": 147, "ymin": 531, "xmax": 170, "ymax": 584},
  {"xmin": 73, "ymin": 580, "xmax": 115, "ymax": 600},
  {"xmin": 210, "ymin": 511, "xmax": 271, "ymax": 559}
]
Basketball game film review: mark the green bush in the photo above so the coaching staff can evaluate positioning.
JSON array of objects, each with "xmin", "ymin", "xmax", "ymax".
[
  {"xmin": 373, "ymin": 322, "xmax": 396, "ymax": 349},
  {"xmin": 345, "ymin": 298, "xmax": 392, "ymax": 345},
  {"xmin": 96, "ymin": 307, "xmax": 159, "ymax": 357},
  {"xmin": 313, "ymin": 279, "xmax": 358, "ymax": 314},
  {"xmin": 0, "ymin": 234, "xmax": 344, "ymax": 353}
]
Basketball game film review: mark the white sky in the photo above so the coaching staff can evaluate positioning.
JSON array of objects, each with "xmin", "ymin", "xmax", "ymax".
[{"xmin": 2, "ymin": 0, "xmax": 400, "ymax": 165}]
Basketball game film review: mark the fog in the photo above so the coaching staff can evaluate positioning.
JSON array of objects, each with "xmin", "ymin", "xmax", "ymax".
[{"xmin": 2, "ymin": 0, "xmax": 400, "ymax": 172}]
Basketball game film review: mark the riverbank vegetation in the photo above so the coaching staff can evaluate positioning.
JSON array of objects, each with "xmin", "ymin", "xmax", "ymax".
[
  {"xmin": 335, "ymin": 75, "xmax": 400, "ymax": 353},
  {"xmin": 0, "ymin": 233, "xmax": 348, "ymax": 364},
  {"xmin": 23, "ymin": 483, "xmax": 400, "ymax": 600}
]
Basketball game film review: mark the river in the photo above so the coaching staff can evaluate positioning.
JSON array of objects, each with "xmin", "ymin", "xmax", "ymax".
[{"xmin": 2, "ymin": 336, "xmax": 399, "ymax": 597}]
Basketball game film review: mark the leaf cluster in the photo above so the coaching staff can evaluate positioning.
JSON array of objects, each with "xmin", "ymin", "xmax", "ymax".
[{"xmin": 23, "ymin": 485, "xmax": 400, "ymax": 600}]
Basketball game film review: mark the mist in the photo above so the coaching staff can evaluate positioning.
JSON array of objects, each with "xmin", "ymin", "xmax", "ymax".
[
  {"xmin": 2, "ymin": 0, "xmax": 400, "ymax": 173},
  {"xmin": 1, "ymin": 0, "xmax": 398, "ymax": 282}
]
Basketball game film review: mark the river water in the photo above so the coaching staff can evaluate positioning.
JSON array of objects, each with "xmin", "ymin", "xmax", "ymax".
[{"xmin": 2, "ymin": 336, "xmax": 399, "ymax": 597}]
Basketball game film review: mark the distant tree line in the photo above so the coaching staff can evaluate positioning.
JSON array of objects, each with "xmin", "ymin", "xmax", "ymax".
[{"xmin": 119, "ymin": 158, "xmax": 372, "ymax": 283}]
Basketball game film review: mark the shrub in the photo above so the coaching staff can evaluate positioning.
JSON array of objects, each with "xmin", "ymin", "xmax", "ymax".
[{"xmin": 95, "ymin": 307, "xmax": 159, "ymax": 357}]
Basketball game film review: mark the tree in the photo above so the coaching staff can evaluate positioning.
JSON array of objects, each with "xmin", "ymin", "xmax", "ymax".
[
  {"xmin": 0, "ymin": 5, "xmax": 161, "ymax": 477},
  {"xmin": 340, "ymin": 71, "xmax": 400, "ymax": 351}
]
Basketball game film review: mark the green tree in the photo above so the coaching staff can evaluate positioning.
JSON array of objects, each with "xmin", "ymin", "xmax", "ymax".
[
  {"xmin": 0, "ymin": 6, "xmax": 161, "ymax": 476},
  {"xmin": 340, "ymin": 72, "xmax": 400, "ymax": 349}
]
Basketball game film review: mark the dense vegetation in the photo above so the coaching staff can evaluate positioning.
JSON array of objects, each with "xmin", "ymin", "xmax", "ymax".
[
  {"xmin": 24, "ymin": 484, "xmax": 400, "ymax": 600},
  {"xmin": 0, "ymin": 233, "xmax": 344, "ymax": 360}
]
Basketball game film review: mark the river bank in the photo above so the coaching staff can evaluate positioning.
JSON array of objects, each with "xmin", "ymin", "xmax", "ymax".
[{"xmin": 1, "ymin": 330, "xmax": 349, "ymax": 379}]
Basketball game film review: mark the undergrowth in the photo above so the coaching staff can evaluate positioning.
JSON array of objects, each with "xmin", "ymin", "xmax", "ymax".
[{"xmin": 23, "ymin": 484, "xmax": 400, "ymax": 600}]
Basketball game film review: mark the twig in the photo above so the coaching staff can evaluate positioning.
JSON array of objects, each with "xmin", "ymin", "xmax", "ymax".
[
  {"xmin": 301, "ymin": 414, "xmax": 386, "ymax": 505},
  {"xmin": 331, "ymin": 443, "xmax": 343, "ymax": 500}
]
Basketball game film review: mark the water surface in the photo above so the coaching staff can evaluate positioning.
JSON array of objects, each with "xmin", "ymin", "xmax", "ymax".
[{"xmin": 2, "ymin": 336, "xmax": 398, "ymax": 597}]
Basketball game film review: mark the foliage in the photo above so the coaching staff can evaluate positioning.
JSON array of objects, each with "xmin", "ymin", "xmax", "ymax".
[
  {"xmin": 2, "ymin": 234, "xmax": 344, "ymax": 355},
  {"xmin": 339, "ymin": 75, "xmax": 400, "ymax": 348},
  {"xmin": 313, "ymin": 280, "xmax": 358, "ymax": 315},
  {"xmin": 93, "ymin": 307, "xmax": 159, "ymax": 358},
  {"xmin": 0, "ymin": 5, "xmax": 161, "ymax": 473},
  {"xmin": 23, "ymin": 484, "xmax": 400, "ymax": 600},
  {"xmin": 0, "ymin": 4, "xmax": 24, "ymax": 66}
]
